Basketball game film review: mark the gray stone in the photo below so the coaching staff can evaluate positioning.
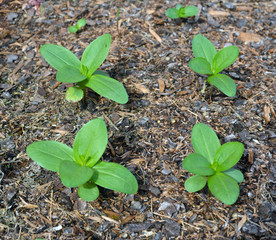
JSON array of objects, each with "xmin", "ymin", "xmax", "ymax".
[
  {"xmin": 224, "ymin": 2, "xmax": 236, "ymax": 10},
  {"xmin": 258, "ymin": 201, "xmax": 275, "ymax": 220},
  {"xmin": 0, "ymin": 139, "xmax": 16, "ymax": 151},
  {"xmin": 207, "ymin": 14, "xmax": 220, "ymax": 27},
  {"xmin": 7, "ymin": 12, "xmax": 18, "ymax": 21},
  {"xmin": 236, "ymin": 19, "xmax": 247, "ymax": 28},
  {"xmin": 7, "ymin": 54, "xmax": 18, "ymax": 63},
  {"xmin": 1, "ymin": 92, "xmax": 11, "ymax": 99},
  {"xmin": 131, "ymin": 201, "xmax": 142, "ymax": 210},
  {"xmin": 128, "ymin": 223, "xmax": 151, "ymax": 233},
  {"xmin": 161, "ymin": 169, "xmax": 171, "ymax": 175},
  {"xmin": 164, "ymin": 219, "xmax": 180, "ymax": 237},
  {"xmin": 158, "ymin": 202, "xmax": 178, "ymax": 217},
  {"xmin": 137, "ymin": 117, "xmax": 149, "ymax": 127},
  {"xmin": 148, "ymin": 185, "xmax": 161, "ymax": 197}
]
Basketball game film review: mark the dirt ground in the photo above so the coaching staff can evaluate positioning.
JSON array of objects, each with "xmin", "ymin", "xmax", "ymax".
[{"xmin": 0, "ymin": 0, "xmax": 275, "ymax": 239}]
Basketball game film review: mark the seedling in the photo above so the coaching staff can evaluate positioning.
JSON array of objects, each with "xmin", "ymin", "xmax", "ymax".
[
  {"xmin": 189, "ymin": 34, "xmax": 239, "ymax": 97},
  {"xmin": 26, "ymin": 118, "xmax": 138, "ymax": 201},
  {"xmin": 182, "ymin": 123, "xmax": 244, "ymax": 205},
  {"xmin": 68, "ymin": 18, "xmax": 86, "ymax": 33},
  {"xmin": 40, "ymin": 34, "xmax": 128, "ymax": 104},
  {"xmin": 166, "ymin": 4, "xmax": 198, "ymax": 20}
]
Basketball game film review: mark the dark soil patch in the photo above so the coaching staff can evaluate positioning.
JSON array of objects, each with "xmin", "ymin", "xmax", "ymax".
[{"xmin": 0, "ymin": 0, "xmax": 275, "ymax": 239}]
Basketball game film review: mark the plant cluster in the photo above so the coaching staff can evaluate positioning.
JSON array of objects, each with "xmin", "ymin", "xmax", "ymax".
[
  {"xmin": 68, "ymin": 18, "xmax": 87, "ymax": 33},
  {"xmin": 182, "ymin": 123, "xmax": 244, "ymax": 205},
  {"xmin": 166, "ymin": 4, "xmax": 198, "ymax": 20},
  {"xmin": 27, "ymin": 4, "xmax": 244, "ymax": 205},
  {"xmin": 27, "ymin": 119, "xmax": 138, "ymax": 201}
]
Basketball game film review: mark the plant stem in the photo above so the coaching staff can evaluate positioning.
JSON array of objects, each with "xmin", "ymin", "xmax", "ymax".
[
  {"xmin": 82, "ymin": 87, "xmax": 87, "ymax": 106},
  {"xmin": 208, "ymin": 189, "xmax": 211, "ymax": 197},
  {"xmin": 117, "ymin": 7, "xmax": 120, "ymax": 34},
  {"xmin": 201, "ymin": 81, "xmax": 206, "ymax": 94},
  {"xmin": 209, "ymin": 85, "xmax": 213, "ymax": 102}
]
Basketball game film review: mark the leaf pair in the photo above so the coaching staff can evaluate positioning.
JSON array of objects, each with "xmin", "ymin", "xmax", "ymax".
[
  {"xmin": 26, "ymin": 118, "xmax": 138, "ymax": 201},
  {"xmin": 182, "ymin": 123, "xmax": 244, "ymax": 205},
  {"xmin": 189, "ymin": 34, "xmax": 239, "ymax": 97},
  {"xmin": 166, "ymin": 4, "xmax": 198, "ymax": 19},
  {"xmin": 68, "ymin": 18, "xmax": 87, "ymax": 33},
  {"xmin": 40, "ymin": 34, "xmax": 128, "ymax": 104}
]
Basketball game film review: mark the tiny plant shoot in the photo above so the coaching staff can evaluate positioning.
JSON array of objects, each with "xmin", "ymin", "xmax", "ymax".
[
  {"xmin": 189, "ymin": 34, "xmax": 239, "ymax": 97},
  {"xmin": 182, "ymin": 123, "xmax": 244, "ymax": 205},
  {"xmin": 26, "ymin": 118, "xmax": 138, "ymax": 201},
  {"xmin": 68, "ymin": 18, "xmax": 87, "ymax": 33},
  {"xmin": 166, "ymin": 4, "xmax": 198, "ymax": 20},
  {"xmin": 40, "ymin": 34, "xmax": 128, "ymax": 104}
]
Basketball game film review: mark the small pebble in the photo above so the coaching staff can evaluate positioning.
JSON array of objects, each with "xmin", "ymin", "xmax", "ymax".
[
  {"xmin": 1, "ymin": 92, "xmax": 11, "ymax": 99},
  {"xmin": 131, "ymin": 201, "xmax": 142, "ymax": 210},
  {"xmin": 161, "ymin": 169, "xmax": 171, "ymax": 175}
]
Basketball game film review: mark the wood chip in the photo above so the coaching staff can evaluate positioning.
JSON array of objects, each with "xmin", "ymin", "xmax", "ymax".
[
  {"xmin": 237, "ymin": 215, "xmax": 247, "ymax": 232},
  {"xmin": 149, "ymin": 28, "xmax": 162, "ymax": 43},
  {"xmin": 238, "ymin": 32, "xmax": 263, "ymax": 43},
  {"xmin": 263, "ymin": 105, "xmax": 271, "ymax": 124},
  {"xmin": 158, "ymin": 79, "xmax": 165, "ymax": 93},
  {"xmin": 208, "ymin": 10, "xmax": 230, "ymax": 17},
  {"xmin": 133, "ymin": 83, "xmax": 150, "ymax": 93},
  {"xmin": 248, "ymin": 149, "xmax": 254, "ymax": 164}
]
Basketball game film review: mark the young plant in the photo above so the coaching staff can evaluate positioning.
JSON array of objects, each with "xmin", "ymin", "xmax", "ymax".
[
  {"xmin": 26, "ymin": 118, "xmax": 138, "ymax": 201},
  {"xmin": 182, "ymin": 123, "xmax": 244, "ymax": 205},
  {"xmin": 68, "ymin": 18, "xmax": 87, "ymax": 33},
  {"xmin": 189, "ymin": 34, "xmax": 239, "ymax": 97},
  {"xmin": 40, "ymin": 34, "xmax": 128, "ymax": 104},
  {"xmin": 166, "ymin": 4, "xmax": 198, "ymax": 20}
]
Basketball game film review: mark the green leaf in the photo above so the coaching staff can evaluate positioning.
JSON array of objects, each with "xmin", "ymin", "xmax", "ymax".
[
  {"xmin": 40, "ymin": 44, "xmax": 81, "ymax": 71},
  {"xmin": 68, "ymin": 26, "xmax": 78, "ymax": 33},
  {"xmin": 81, "ymin": 34, "xmax": 111, "ymax": 76},
  {"xmin": 181, "ymin": 6, "xmax": 198, "ymax": 18},
  {"xmin": 73, "ymin": 118, "xmax": 108, "ymax": 167},
  {"xmin": 207, "ymin": 74, "xmax": 236, "ymax": 97},
  {"xmin": 223, "ymin": 168, "xmax": 244, "ymax": 183},
  {"xmin": 182, "ymin": 153, "xmax": 215, "ymax": 176},
  {"xmin": 212, "ymin": 46, "xmax": 239, "ymax": 74},
  {"xmin": 191, "ymin": 123, "xmax": 221, "ymax": 164},
  {"xmin": 93, "ymin": 70, "xmax": 110, "ymax": 77},
  {"xmin": 214, "ymin": 142, "xmax": 244, "ymax": 172},
  {"xmin": 85, "ymin": 74, "xmax": 128, "ymax": 104},
  {"xmin": 189, "ymin": 57, "xmax": 213, "ymax": 75},
  {"xmin": 192, "ymin": 34, "xmax": 217, "ymax": 64},
  {"xmin": 78, "ymin": 182, "xmax": 99, "ymax": 201},
  {"xmin": 56, "ymin": 66, "xmax": 87, "ymax": 83},
  {"xmin": 77, "ymin": 19, "xmax": 86, "ymax": 28},
  {"xmin": 185, "ymin": 175, "xmax": 207, "ymax": 192},
  {"xmin": 59, "ymin": 161, "xmax": 94, "ymax": 188},
  {"xmin": 65, "ymin": 86, "xmax": 84, "ymax": 102},
  {"xmin": 175, "ymin": 4, "xmax": 183, "ymax": 10},
  {"xmin": 26, "ymin": 141, "xmax": 74, "ymax": 172},
  {"xmin": 165, "ymin": 8, "xmax": 179, "ymax": 19},
  {"xmin": 208, "ymin": 172, "xmax": 240, "ymax": 205},
  {"xmin": 91, "ymin": 161, "xmax": 138, "ymax": 194}
]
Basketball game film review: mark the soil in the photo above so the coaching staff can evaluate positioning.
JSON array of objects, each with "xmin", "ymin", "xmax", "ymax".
[{"xmin": 0, "ymin": 0, "xmax": 275, "ymax": 239}]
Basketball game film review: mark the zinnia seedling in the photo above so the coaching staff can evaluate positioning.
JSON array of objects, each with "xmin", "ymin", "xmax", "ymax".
[
  {"xmin": 26, "ymin": 118, "xmax": 138, "ymax": 201},
  {"xmin": 189, "ymin": 34, "xmax": 239, "ymax": 97},
  {"xmin": 68, "ymin": 18, "xmax": 86, "ymax": 33},
  {"xmin": 40, "ymin": 34, "xmax": 128, "ymax": 104},
  {"xmin": 166, "ymin": 4, "xmax": 198, "ymax": 20},
  {"xmin": 182, "ymin": 123, "xmax": 244, "ymax": 205}
]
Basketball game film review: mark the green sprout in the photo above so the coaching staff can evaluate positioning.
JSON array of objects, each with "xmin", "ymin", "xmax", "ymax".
[
  {"xmin": 182, "ymin": 123, "xmax": 244, "ymax": 205},
  {"xmin": 189, "ymin": 34, "xmax": 239, "ymax": 97},
  {"xmin": 40, "ymin": 34, "xmax": 128, "ymax": 104},
  {"xmin": 166, "ymin": 4, "xmax": 198, "ymax": 20},
  {"xmin": 68, "ymin": 18, "xmax": 87, "ymax": 33},
  {"xmin": 27, "ymin": 118, "xmax": 138, "ymax": 201}
]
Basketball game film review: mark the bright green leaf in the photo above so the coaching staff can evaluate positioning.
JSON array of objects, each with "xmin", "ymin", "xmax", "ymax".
[
  {"xmin": 77, "ymin": 19, "xmax": 86, "ymax": 28},
  {"xmin": 65, "ymin": 86, "xmax": 84, "ymax": 103},
  {"xmin": 73, "ymin": 118, "xmax": 108, "ymax": 167},
  {"xmin": 207, "ymin": 74, "xmax": 236, "ymax": 97},
  {"xmin": 185, "ymin": 175, "xmax": 207, "ymax": 192},
  {"xmin": 68, "ymin": 26, "xmax": 78, "ymax": 33},
  {"xmin": 26, "ymin": 141, "xmax": 74, "ymax": 172},
  {"xmin": 191, "ymin": 123, "xmax": 221, "ymax": 164},
  {"xmin": 91, "ymin": 161, "xmax": 138, "ymax": 194},
  {"xmin": 56, "ymin": 66, "xmax": 87, "ymax": 83},
  {"xmin": 189, "ymin": 57, "xmax": 213, "ymax": 75},
  {"xmin": 40, "ymin": 44, "xmax": 81, "ymax": 71},
  {"xmin": 93, "ymin": 70, "xmax": 110, "ymax": 77},
  {"xmin": 165, "ymin": 8, "xmax": 179, "ymax": 19},
  {"xmin": 175, "ymin": 4, "xmax": 183, "ymax": 10},
  {"xmin": 181, "ymin": 6, "xmax": 198, "ymax": 18},
  {"xmin": 208, "ymin": 172, "xmax": 239, "ymax": 205},
  {"xmin": 182, "ymin": 153, "xmax": 215, "ymax": 176},
  {"xmin": 192, "ymin": 34, "xmax": 217, "ymax": 64},
  {"xmin": 85, "ymin": 74, "xmax": 129, "ymax": 104},
  {"xmin": 59, "ymin": 161, "xmax": 93, "ymax": 188},
  {"xmin": 212, "ymin": 46, "xmax": 239, "ymax": 74},
  {"xmin": 223, "ymin": 168, "xmax": 244, "ymax": 183},
  {"xmin": 81, "ymin": 34, "xmax": 111, "ymax": 76},
  {"xmin": 78, "ymin": 182, "xmax": 99, "ymax": 201},
  {"xmin": 214, "ymin": 142, "xmax": 244, "ymax": 172}
]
